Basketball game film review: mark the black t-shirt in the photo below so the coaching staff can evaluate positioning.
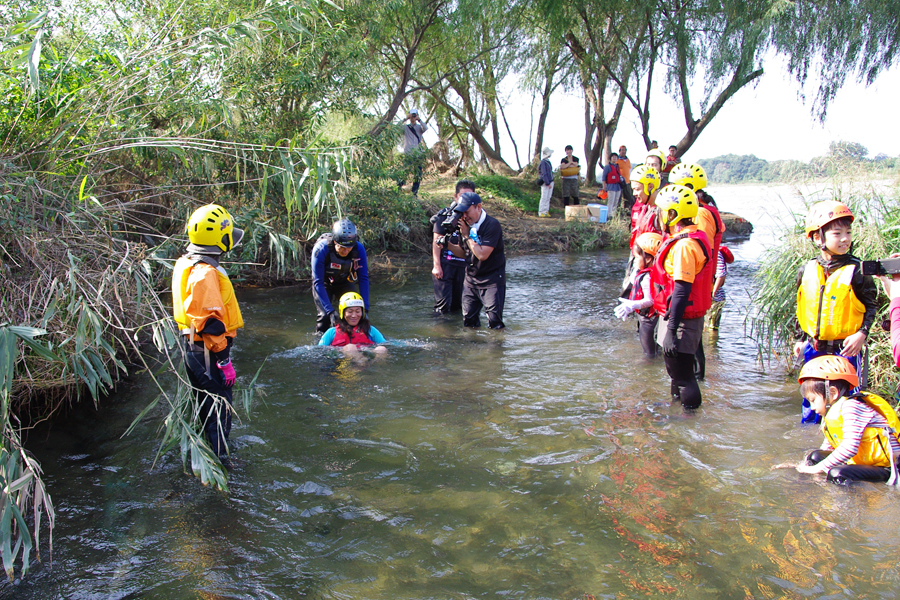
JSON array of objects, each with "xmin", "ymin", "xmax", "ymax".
[
  {"xmin": 465, "ymin": 213, "xmax": 506, "ymax": 286},
  {"xmin": 432, "ymin": 216, "xmax": 465, "ymax": 262}
]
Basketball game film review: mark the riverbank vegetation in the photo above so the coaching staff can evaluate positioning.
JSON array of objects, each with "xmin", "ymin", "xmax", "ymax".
[
  {"xmin": 700, "ymin": 142, "xmax": 900, "ymax": 184},
  {"xmin": 748, "ymin": 174, "xmax": 900, "ymax": 397},
  {"xmin": 3, "ymin": 0, "xmax": 900, "ymax": 580}
]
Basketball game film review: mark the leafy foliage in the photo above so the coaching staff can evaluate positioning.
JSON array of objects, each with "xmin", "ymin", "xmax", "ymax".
[{"xmin": 472, "ymin": 174, "xmax": 539, "ymax": 212}]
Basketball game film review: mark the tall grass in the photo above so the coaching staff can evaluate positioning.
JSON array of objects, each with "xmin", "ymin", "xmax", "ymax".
[{"xmin": 748, "ymin": 168, "xmax": 900, "ymax": 397}]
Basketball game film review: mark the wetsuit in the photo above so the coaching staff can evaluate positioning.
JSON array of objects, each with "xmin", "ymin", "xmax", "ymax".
[{"xmin": 311, "ymin": 234, "xmax": 370, "ymax": 333}]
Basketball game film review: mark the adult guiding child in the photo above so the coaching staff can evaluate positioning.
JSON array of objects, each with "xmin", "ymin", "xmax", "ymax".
[{"xmin": 311, "ymin": 218, "xmax": 371, "ymax": 333}]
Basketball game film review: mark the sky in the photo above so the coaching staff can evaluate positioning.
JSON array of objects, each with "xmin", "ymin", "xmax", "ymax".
[{"xmin": 417, "ymin": 56, "xmax": 900, "ymax": 167}]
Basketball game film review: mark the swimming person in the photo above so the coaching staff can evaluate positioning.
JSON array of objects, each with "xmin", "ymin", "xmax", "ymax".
[{"xmin": 319, "ymin": 292, "xmax": 387, "ymax": 356}]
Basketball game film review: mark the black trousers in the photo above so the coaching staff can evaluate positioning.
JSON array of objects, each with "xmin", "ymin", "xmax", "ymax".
[
  {"xmin": 433, "ymin": 258, "xmax": 466, "ymax": 314},
  {"xmin": 806, "ymin": 449, "xmax": 892, "ymax": 485},
  {"xmin": 665, "ymin": 351, "xmax": 702, "ymax": 409},
  {"xmin": 184, "ymin": 345, "xmax": 233, "ymax": 456},
  {"xmin": 313, "ymin": 281, "xmax": 360, "ymax": 332},
  {"xmin": 637, "ymin": 314, "xmax": 659, "ymax": 358},
  {"xmin": 462, "ymin": 281, "xmax": 506, "ymax": 329}
]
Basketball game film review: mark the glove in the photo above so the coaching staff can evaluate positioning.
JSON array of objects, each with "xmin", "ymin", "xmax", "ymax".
[
  {"xmin": 662, "ymin": 329, "xmax": 679, "ymax": 357},
  {"xmin": 218, "ymin": 359, "xmax": 236, "ymax": 387},
  {"xmin": 614, "ymin": 298, "xmax": 641, "ymax": 321},
  {"xmin": 329, "ymin": 311, "xmax": 339, "ymax": 327}
]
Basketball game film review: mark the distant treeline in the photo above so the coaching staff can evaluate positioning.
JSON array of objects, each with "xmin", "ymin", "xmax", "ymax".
[{"xmin": 698, "ymin": 142, "xmax": 900, "ymax": 184}]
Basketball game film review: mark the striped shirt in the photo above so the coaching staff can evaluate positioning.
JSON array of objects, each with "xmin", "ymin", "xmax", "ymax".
[{"xmin": 818, "ymin": 398, "xmax": 900, "ymax": 470}]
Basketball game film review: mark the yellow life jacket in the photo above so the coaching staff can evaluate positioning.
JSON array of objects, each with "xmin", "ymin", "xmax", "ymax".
[
  {"xmin": 172, "ymin": 255, "xmax": 244, "ymax": 339},
  {"xmin": 823, "ymin": 392, "xmax": 900, "ymax": 467},
  {"xmin": 796, "ymin": 261, "xmax": 865, "ymax": 341}
]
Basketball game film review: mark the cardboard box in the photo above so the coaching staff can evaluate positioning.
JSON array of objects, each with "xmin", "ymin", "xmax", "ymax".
[
  {"xmin": 586, "ymin": 203, "xmax": 608, "ymax": 223},
  {"xmin": 565, "ymin": 206, "xmax": 592, "ymax": 222}
]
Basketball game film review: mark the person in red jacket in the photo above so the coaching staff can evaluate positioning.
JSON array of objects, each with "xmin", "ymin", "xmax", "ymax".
[{"xmin": 650, "ymin": 185, "xmax": 713, "ymax": 409}]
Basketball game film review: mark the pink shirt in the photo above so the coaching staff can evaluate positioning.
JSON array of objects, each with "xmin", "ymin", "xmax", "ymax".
[{"xmin": 891, "ymin": 297, "xmax": 900, "ymax": 368}]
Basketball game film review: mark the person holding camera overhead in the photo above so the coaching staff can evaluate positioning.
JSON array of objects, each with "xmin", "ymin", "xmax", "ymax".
[
  {"xmin": 447, "ymin": 192, "xmax": 506, "ymax": 329},
  {"xmin": 430, "ymin": 179, "xmax": 476, "ymax": 314},
  {"xmin": 311, "ymin": 218, "xmax": 370, "ymax": 333}
]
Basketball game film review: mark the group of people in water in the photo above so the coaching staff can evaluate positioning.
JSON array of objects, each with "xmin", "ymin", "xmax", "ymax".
[{"xmin": 170, "ymin": 149, "xmax": 900, "ymax": 487}]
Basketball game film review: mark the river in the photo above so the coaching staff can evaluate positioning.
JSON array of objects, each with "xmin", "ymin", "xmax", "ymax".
[{"xmin": 9, "ymin": 183, "xmax": 900, "ymax": 599}]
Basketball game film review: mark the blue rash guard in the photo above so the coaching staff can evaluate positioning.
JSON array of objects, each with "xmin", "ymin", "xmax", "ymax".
[{"xmin": 319, "ymin": 326, "xmax": 386, "ymax": 346}]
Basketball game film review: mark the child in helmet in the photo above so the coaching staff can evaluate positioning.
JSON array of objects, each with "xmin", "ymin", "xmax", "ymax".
[
  {"xmin": 615, "ymin": 232, "xmax": 663, "ymax": 357},
  {"xmin": 650, "ymin": 185, "xmax": 713, "ymax": 409},
  {"xmin": 793, "ymin": 200, "xmax": 878, "ymax": 423},
  {"xmin": 319, "ymin": 292, "xmax": 387, "ymax": 355},
  {"xmin": 786, "ymin": 355, "xmax": 900, "ymax": 485}
]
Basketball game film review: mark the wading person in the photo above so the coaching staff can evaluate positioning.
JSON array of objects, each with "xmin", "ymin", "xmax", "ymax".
[
  {"xmin": 616, "ymin": 232, "xmax": 664, "ymax": 357},
  {"xmin": 793, "ymin": 201, "xmax": 877, "ymax": 423},
  {"xmin": 559, "ymin": 145, "xmax": 581, "ymax": 206},
  {"xmin": 650, "ymin": 185, "xmax": 713, "ymax": 409},
  {"xmin": 782, "ymin": 355, "xmax": 900, "ymax": 485},
  {"xmin": 448, "ymin": 192, "xmax": 507, "ymax": 329},
  {"xmin": 172, "ymin": 204, "xmax": 245, "ymax": 462},
  {"xmin": 431, "ymin": 180, "xmax": 475, "ymax": 314},
  {"xmin": 311, "ymin": 218, "xmax": 370, "ymax": 333},
  {"xmin": 319, "ymin": 292, "xmax": 388, "ymax": 356}
]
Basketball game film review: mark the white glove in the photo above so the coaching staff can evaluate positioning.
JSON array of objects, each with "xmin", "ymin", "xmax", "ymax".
[{"xmin": 614, "ymin": 298, "xmax": 642, "ymax": 321}]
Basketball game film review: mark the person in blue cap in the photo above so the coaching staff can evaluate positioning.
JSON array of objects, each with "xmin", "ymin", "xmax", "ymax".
[
  {"xmin": 310, "ymin": 218, "xmax": 370, "ymax": 333},
  {"xmin": 447, "ymin": 192, "xmax": 507, "ymax": 329}
]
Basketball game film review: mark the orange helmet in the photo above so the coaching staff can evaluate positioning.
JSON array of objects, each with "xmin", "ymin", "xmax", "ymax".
[
  {"xmin": 797, "ymin": 355, "xmax": 859, "ymax": 388},
  {"xmin": 634, "ymin": 232, "xmax": 664, "ymax": 257},
  {"xmin": 804, "ymin": 200, "xmax": 854, "ymax": 238}
]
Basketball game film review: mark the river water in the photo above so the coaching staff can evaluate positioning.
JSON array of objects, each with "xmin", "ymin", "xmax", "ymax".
[{"xmin": 10, "ymin": 184, "xmax": 900, "ymax": 599}]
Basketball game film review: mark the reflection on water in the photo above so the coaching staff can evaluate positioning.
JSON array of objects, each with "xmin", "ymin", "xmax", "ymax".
[{"xmin": 11, "ymin": 185, "xmax": 900, "ymax": 598}]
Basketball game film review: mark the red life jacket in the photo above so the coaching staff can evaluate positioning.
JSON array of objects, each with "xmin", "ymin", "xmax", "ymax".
[
  {"xmin": 605, "ymin": 164, "xmax": 621, "ymax": 185},
  {"xmin": 331, "ymin": 327, "xmax": 375, "ymax": 347},
  {"xmin": 650, "ymin": 229, "xmax": 712, "ymax": 320},
  {"xmin": 628, "ymin": 268, "xmax": 657, "ymax": 317},
  {"xmin": 701, "ymin": 201, "xmax": 726, "ymax": 257},
  {"xmin": 630, "ymin": 204, "xmax": 649, "ymax": 248}
]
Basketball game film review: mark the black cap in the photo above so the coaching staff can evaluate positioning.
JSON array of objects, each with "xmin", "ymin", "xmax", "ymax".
[{"xmin": 456, "ymin": 192, "xmax": 482, "ymax": 212}]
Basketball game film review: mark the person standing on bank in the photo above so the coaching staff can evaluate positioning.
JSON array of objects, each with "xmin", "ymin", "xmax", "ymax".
[
  {"xmin": 618, "ymin": 145, "xmax": 634, "ymax": 211},
  {"xmin": 432, "ymin": 179, "xmax": 476, "ymax": 314},
  {"xmin": 172, "ymin": 204, "xmax": 245, "ymax": 461},
  {"xmin": 398, "ymin": 108, "xmax": 428, "ymax": 198},
  {"xmin": 311, "ymin": 218, "xmax": 370, "ymax": 333},
  {"xmin": 560, "ymin": 145, "xmax": 581, "ymax": 206},
  {"xmin": 600, "ymin": 153, "xmax": 624, "ymax": 215},
  {"xmin": 538, "ymin": 147, "xmax": 554, "ymax": 218},
  {"xmin": 448, "ymin": 192, "xmax": 507, "ymax": 329}
]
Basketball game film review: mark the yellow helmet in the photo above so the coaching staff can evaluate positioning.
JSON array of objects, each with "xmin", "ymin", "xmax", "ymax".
[
  {"xmin": 634, "ymin": 232, "xmax": 664, "ymax": 257},
  {"xmin": 338, "ymin": 292, "xmax": 366, "ymax": 320},
  {"xmin": 187, "ymin": 204, "xmax": 243, "ymax": 252},
  {"xmin": 646, "ymin": 149, "xmax": 666, "ymax": 164},
  {"xmin": 655, "ymin": 184, "xmax": 698, "ymax": 229},
  {"xmin": 804, "ymin": 200, "xmax": 854, "ymax": 238},
  {"xmin": 668, "ymin": 162, "xmax": 708, "ymax": 191},
  {"xmin": 630, "ymin": 165, "xmax": 660, "ymax": 196}
]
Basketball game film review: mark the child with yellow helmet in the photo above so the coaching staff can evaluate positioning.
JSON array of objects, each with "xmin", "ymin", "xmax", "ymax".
[
  {"xmin": 172, "ymin": 204, "xmax": 245, "ymax": 463},
  {"xmin": 649, "ymin": 185, "xmax": 713, "ymax": 409},
  {"xmin": 318, "ymin": 292, "xmax": 387, "ymax": 356},
  {"xmin": 776, "ymin": 355, "xmax": 900, "ymax": 485},
  {"xmin": 616, "ymin": 232, "xmax": 664, "ymax": 357},
  {"xmin": 793, "ymin": 200, "xmax": 878, "ymax": 424}
]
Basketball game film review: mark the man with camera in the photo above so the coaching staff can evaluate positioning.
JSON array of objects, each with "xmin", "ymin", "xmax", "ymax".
[
  {"xmin": 447, "ymin": 192, "xmax": 506, "ymax": 329},
  {"xmin": 430, "ymin": 180, "xmax": 476, "ymax": 314}
]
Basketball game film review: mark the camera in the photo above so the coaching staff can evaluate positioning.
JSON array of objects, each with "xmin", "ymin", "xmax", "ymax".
[
  {"xmin": 430, "ymin": 203, "xmax": 465, "ymax": 237},
  {"xmin": 861, "ymin": 257, "xmax": 900, "ymax": 276}
]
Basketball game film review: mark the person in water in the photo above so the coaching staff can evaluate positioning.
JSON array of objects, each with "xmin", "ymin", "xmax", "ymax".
[
  {"xmin": 171, "ymin": 204, "xmax": 244, "ymax": 463},
  {"xmin": 792, "ymin": 200, "xmax": 877, "ymax": 423},
  {"xmin": 785, "ymin": 355, "xmax": 900, "ymax": 485},
  {"xmin": 615, "ymin": 232, "xmax": 663, "ymax": 357},
  {"xmin": 319, "ymin": 292, "xmax": 387, "ymax": 356},
  {"xmin": 650, "ymin": 184, "xmax": 713, "ymax": 409},
  {"xmin": 311, "ymin": 218, "xmax": 370, "ymax": 333}
]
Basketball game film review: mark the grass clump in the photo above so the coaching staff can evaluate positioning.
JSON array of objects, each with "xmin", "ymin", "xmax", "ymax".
[{"xmin": 472, "ymin": 174, "xmax": 540, "ymax": 212}]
